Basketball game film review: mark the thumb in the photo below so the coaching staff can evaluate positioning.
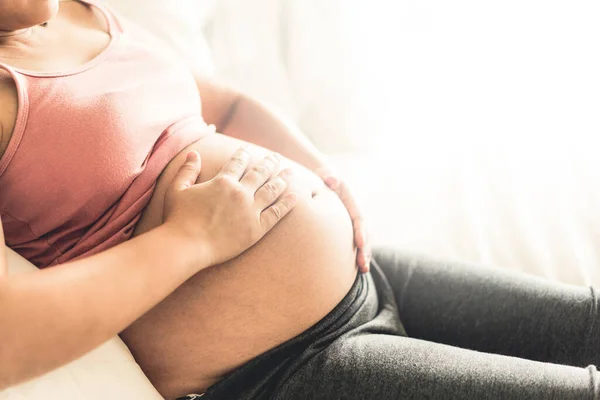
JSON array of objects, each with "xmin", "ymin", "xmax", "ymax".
[{"xmin": 170, "ymin": 150, "xmax": 202, "ymax": 192}]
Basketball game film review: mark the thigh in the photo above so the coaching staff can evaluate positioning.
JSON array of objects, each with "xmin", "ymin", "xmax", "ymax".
[
  {"xmin": 372, "ymin": 246, "xmax": 600, "ymax": 368},
  {"xmin": 275, "ymin": 334, "xmax": 599, "ymax": 400}
]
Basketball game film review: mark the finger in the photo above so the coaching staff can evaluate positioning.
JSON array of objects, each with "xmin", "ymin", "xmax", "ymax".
[
  {"xmin": 323, "ymin": 176, "xmax": 341, "ymax": 190},
  {"xmin": 260, "ymin": 192, "xmax": 298, "ymax": 231},
  {"xmin": 356, "ymin": 247, "xmax": 366, "ymax": 273},
  {"xmin": 353, "ymin": 217, "xmax": 366, "ymax": 248},
  {"xmin": 170, "ymin": 151, "xmax": 202, "ymax": 192},
  {"xmin": 255, "ymin": 168, "xmax": 293, "ymax": 209},
  {"xmin": 365, "ymin": 250, "xmax": 372, "ymax": 271},
  {"xmin": 240, "ymin": 152, "xmax": 281, "ymax": 192},
  {"xmin": 337, "ymin": 182, "xmax": 361, "ymax": 221},
  {"xmin": 356, "ymin": 247, "xmax": 370, "ymax": 274},
  {"xmin": 218, "ymin": 145, "xmax": 251, "ymax": 180}
]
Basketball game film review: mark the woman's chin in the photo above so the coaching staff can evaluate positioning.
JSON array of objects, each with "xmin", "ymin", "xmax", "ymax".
[
  {"xmin": 0, "ymin": 1, "xmax": 59, "ymax": 31},
  {"xmin": 33, "ymin": 0, "xmax": 60, "ymax": 26}
]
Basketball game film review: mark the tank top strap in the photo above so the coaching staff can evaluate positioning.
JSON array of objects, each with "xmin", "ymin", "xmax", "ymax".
[
  {"xmin": 0, "ymin": 61, "xmax": 20, "ymax": 80},
  {"xmin": 0, "ymin": 62, "xmax": 29, "ymax": 177}
]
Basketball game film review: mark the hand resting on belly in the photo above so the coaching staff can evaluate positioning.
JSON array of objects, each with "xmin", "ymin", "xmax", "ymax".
[{"xmin": 121, "ymin": 133, "xmax": 357, "ymax": 399}]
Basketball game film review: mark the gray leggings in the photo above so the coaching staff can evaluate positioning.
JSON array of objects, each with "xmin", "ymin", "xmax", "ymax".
[{"xmin": 199, "ymin": 247, "xmax": 600, "ymax": 400}]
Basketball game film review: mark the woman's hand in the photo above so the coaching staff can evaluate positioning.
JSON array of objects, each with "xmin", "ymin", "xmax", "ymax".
[
  {"xmin": 317, "ymin": 169, "xmax": 371, "ymax": 274},
  {"xmin": 163, "ymin": 146, "xmax": 298, "ymax": 267}
]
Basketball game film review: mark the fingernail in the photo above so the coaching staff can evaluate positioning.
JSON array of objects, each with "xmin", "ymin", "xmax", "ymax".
[
  {"xmin": 324, "ymin": 177, "xmax": 340, "ymax": 190},
  {"xmin": 186, "ymin": 150, "xmax": 199, "ymax": 163}
]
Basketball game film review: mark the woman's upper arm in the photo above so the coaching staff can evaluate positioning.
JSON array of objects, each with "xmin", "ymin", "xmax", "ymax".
[
  {"xmin": 0, "ymin": 72, "xmax": 17, "ymax": 279},
  {"xmin": 0, "ymin": 70, "xmax": 18, "ymax": 160},
  {"xmin": 193, "ymin": 75, "xmax": 241, "ymax": 131}
]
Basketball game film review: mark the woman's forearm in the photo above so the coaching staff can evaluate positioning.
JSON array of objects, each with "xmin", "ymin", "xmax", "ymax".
[
  {"xmin": 0, "ymin": 224, "xmax": 205, "ymax": 389},
  {"xmin": 195, "ymin": 76, "xmax": 331, "ymax": 174}
]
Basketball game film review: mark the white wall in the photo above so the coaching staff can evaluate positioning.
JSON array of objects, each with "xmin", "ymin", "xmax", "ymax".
[{"xmin": 349, "ymin": 0, "xmax": 600, "ymax": 155}]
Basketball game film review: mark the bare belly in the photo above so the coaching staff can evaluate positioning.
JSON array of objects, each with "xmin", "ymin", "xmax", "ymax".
[{"xmin": 120, "ymin": 133, "xmax": 357, "ymax": 399}]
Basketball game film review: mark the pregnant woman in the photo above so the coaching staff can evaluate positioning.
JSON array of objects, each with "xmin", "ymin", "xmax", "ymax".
[{"xmin": 1, "ymin": 1, "xmax": 599, "ymax": 399}]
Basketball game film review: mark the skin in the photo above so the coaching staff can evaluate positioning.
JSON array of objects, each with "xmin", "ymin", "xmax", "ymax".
[
  {"xmin": 0, "ymin": 0, "xmax": 58, "ymax": 31},
  {"xmin": 127, "ymin": 135, "xmax": 357, "ymax": 397},
  {"xmin": 0, "ymin": 148, "xmax": 298, "ymax": 390},
  {"xmin": 0, "ymin": 1, "xmax": 371, "ymax": 396}
]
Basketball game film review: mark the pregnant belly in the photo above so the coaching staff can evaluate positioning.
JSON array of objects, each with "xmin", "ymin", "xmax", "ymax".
[{"xmin": 120, "ymin": 133, "xmax": 357, "ymax": 399}]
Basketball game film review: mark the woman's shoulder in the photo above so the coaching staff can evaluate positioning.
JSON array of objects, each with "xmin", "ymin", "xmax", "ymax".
[{"xmin": 0, "ymin": 70, "xmax": 18, "ymax": 160}]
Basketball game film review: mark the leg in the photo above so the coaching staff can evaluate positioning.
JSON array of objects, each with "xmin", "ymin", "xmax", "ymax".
[
  {"xmin": 275, "ymin": 333, "xmax": 600, "ymax": 400},
  {"xmin": 372, "ymin": 246, "xmax": 600, "ymax": 367}
]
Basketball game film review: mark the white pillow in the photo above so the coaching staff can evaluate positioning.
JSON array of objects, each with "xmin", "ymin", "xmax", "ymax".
[{"xmin": 0, "ymin": 248, "xmax": 162, "ymax": 400}]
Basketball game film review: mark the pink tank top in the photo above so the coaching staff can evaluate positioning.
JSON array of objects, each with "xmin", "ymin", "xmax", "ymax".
[{"xmin": 0, "ymin": 0, "xmax": 212, "ymax": 267}]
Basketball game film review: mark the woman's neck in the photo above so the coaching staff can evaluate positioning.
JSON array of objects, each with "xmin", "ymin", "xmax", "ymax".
[
  {"xmin": 0, "ymin": 27, "xmax": 34, "ymax": 39},
  {"xmin": 0, "ymin": 25, "xmax": 44, "ymax": 50}
]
